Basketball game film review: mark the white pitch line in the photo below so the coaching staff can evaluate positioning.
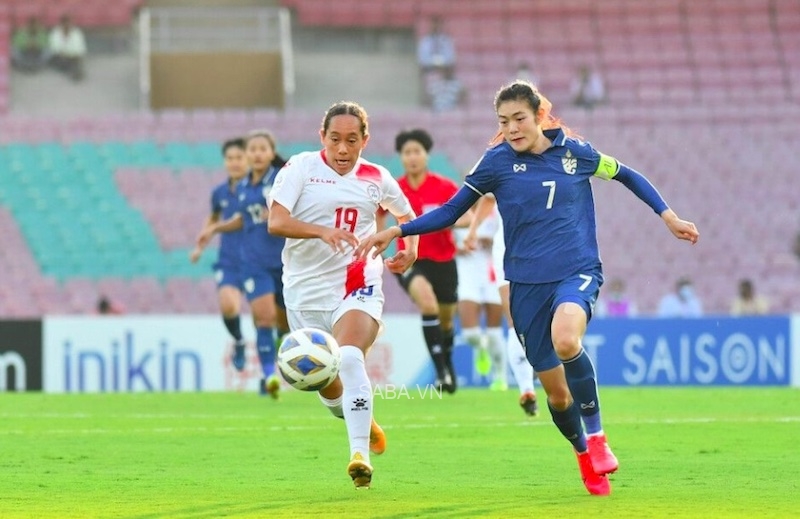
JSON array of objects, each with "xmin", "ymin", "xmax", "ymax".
[{"xmin": 0, "ymin": 416, "xmax": 797, "ymax": 436}]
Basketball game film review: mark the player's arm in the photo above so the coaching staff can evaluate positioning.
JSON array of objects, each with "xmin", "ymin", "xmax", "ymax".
[
  {"xmin": 453, "ymin": 210, "xmax": 473, "ymax": 229},
  {"xmin": 196, "ymin": 213, "xmax": 243, "ymax": 248},
  {"xmin": 268, "ymin": 201, "xmax": 359, "ymax": 253},
  {"xmin": 189, "ymin": 211, "xmax": 220, "ymax": 263},
  {"xmin": 382, "ymin": 210, "xmax": 418, "ymax": 274},
  {"xmin": 356, "ymin": 185, "xmax": 480, "ymax": 259},
  {"xmin": 596, "ymin": 153, "xmax": 699, "ymax": 244},
  {"xmin": 463, "ymin": 194, "xmax": 497, "ymax": 251}
]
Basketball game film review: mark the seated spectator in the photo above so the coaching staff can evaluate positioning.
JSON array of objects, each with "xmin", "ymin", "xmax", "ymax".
[
  {"xmin": 11, "ymin": 17, "xmax": 50, "ymax": 73},
  {"xmin": 511, "ymin": 60, "xmax": 539, "ymax": 87},
  {"xmin": 595, "ymin": 278, "xmax": 637, "ymax": 318},
  {"xmin": 424, "ymin": 66, "xmax": 467, "ymax": 112},
  {"xmin": 730, "ymin": 278, "xmax": 769, "ymax": 316},
  {"xmin": 793, "ymin": 230, "xmax": 800, "ymax": 262},
  {"xmin": 570, "ymin": 65, "xmax": 606, "ymax": 109},
  {"xmin": 658, "ymin": 277, "xmax": 703, "ymax": 318},
  {"xmin": 96, "ymin": 295, "xmax": 124, "ymax": 315},
  {"xmin": 49, "ymin": 15, "xmax": 87, "ymax": 81},
  {"xmin": 417, "ymin": 16, "xmax": 456, "ymax": 76},
  {"xmin": 417, "ymin": 15, "xmax": 455, "ymax": 104}
]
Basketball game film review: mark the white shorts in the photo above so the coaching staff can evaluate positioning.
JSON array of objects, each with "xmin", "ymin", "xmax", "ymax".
[
  {"xmin": 456, "ymin": 250, "xmax": 501, "ymax": 305},
  {"xmin": 287, "ymin": 284, "xmax": 385, "ymax": 334},
  {"xmin": 492, "ymin": 225, "xmax": 508, "ymax": 287}
]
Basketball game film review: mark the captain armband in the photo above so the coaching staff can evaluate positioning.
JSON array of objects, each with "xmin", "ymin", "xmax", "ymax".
[{"xmin": 593, "ymin": 153, "xmax": 620, "ymax": 180}]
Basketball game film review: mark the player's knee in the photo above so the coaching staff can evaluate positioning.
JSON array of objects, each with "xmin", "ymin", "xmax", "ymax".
[
  {"xmin": 552, "ymin": 331, "xmax": 581, "ymax": 359},
  {"xmin": 547, "ymin": 390, "xmax": 573, "ymax": 411},
  {"xmin": 253, "ymin": 311, "xmax": 276, "ymax": 329},
  {"xmin": 415, "ymin": 293, "xmax": 439, "ymax": 314}
]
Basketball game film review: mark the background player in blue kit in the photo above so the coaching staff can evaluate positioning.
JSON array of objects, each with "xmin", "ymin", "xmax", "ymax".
[
  {"xmin": 191, "ymin": 137, "xmax": 249, "ymax": 371},
  {"xmin": 357, "ymin": 80, "xmax": 700, "ymax": 496},
  {"xmin": 197, "ymin": 130, "xmax": 289, "ymax": 398}
]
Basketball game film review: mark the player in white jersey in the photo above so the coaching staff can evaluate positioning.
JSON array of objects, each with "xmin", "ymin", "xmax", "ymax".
[
  {"xmin": 454, "ymin": 204, "xmax": 505, "ymax": 388},
  {"xmin": 268, "ymin": 101, "xmax": 417, "ymax": 489},
  {"xmin": 464, "ymin": 194, "xmax": 539, "ymax": 416}
]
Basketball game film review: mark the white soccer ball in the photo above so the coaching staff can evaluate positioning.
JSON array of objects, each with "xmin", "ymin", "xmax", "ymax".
[{"xmin": 277, "ymin": 328, "xmax": 341, "ymax": 391}]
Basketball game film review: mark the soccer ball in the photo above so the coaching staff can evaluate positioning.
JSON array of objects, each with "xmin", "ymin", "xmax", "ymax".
[{"xmin": 277, "ymin": 328, "xmax": 341, "ymax": 391}]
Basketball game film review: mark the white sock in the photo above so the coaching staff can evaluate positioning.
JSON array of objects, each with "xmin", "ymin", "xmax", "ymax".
[
  {"xmin": 507, "ymin": 330, "xmax": 535, "ymax": 394},
  {"xmin": 339, "ymin": 346, "xmax": 372, "ymax": 462},
  {"xmin": 462, "ymin": 327, "xmax": 486, "ymax": 350},
  {"xmin": 318, "ymin": 393, "xmax": 343, "ymax": 419},
  {"xmin": 486, "ymin": 327, "xmax": 507, "ymax": 384}
]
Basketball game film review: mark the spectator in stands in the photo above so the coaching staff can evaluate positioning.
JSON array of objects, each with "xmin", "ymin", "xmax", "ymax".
[
  {"xmin": 417, "ymin": 16, "xmax": 456, "ymax": 76},
  {"xmin": 96, "ymin": 295, "xmax": 124, "ymax": 315},
  {"xmin": 658, "ymin": 277, "xmax": 703, "ymax": 317},
  {"xmin": 793, "ymin": 230, "xmax": 800, "ymax": 262},
  {"xmin": 424, "ymin": 66, "xmax": 467, "ymax": 112},
  {"xmin": 49, "ymin": 15, "xmax": 87, "ymax": 81},
  {"xmin": 730, "ymin": 278, "xmax": 769, "ymax": 316},
  {"xmin": 417, "ymin": 15, "xmax": 456, "ymax": 104},
  {"xmin": 511, "ymin": 60, "xmax": 539, "ymax": 87},
  {"xmin": 594, "ymin": 278, "xmax": 637, "ymax": 318},
  {"xmin": 570, "ymin": 65, "xmax": 606, "ymax": 110},
  {"xmin": 11, "ymin": 16, "xmax": 50, "ymax": 73}
]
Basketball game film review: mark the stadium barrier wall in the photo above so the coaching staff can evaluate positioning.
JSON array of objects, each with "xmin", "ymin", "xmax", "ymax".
[{"xmin": 0, "ymin": 315, "xmax": 798, "ymax": 392}]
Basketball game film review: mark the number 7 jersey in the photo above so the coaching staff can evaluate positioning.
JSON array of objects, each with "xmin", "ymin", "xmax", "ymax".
[{"xmin": 269, "ymin": 150, "xmax": 413, "ymax": 311}]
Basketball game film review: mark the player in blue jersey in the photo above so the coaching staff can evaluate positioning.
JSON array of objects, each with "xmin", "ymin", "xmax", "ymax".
[
  {"xmin": 197, "ymin": 130, "xmax": 289, "ymax": 398},
  {"xmin": 356, "ymin": 81, "xmax": 699, "ymax": 495},
  {"xmin": 191, "ymin": 138, "xmax": 249, "ymax": 371}
]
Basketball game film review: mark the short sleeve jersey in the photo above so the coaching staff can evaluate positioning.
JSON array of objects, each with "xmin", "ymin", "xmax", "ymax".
[
  {"xmin": 270, "ymin": 151, "xmax": 413, "ymax": 311},
  {"xmin": 397, "ymin": 172, "xmax": 459, "ymax": 262},
  {"xmin": 464, "ymin": 128, "xmax": 620, "ymax": 284},
  {"xmin": 210, "ymin": 180, "xmax": 243, "ymax": 268},
  {"xmin": 236, "ymin": 167, "xmax": 285, "ymax": 271}
]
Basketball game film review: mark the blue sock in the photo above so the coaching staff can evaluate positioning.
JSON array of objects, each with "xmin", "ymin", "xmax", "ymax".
[
  {"xmin": 563, "ymin": 349, "xmax": 603, "ymax": 435},
  {"xmin": 256, "ymin": 327, "xmax": 275, "ymax": 378},
  {"xmin": 547, "ymin": 400, "xmax": 587, "ymax": 452}
]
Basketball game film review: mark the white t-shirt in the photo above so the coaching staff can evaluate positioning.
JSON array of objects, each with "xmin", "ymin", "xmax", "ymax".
[
  {"xmin": 270, "ymin": 150, "xmax": 412, "ymax": 311},
  {"xmin": 49, "ymin": 27, "xmax": 86, "ymax": 57}
]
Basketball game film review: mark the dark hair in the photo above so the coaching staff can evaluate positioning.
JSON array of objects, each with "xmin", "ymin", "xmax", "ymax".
[
  {"xmin": 246, "ymin": 129, "xmax": 286, "ymax": 169},
  {"xmin": 395, "ymin": 128, "xmax": 434, "ymax": 153},
  {"xmin": 221, "ymin": 137, "xmax": 246, "ymax": 156},
  {"xmin": 494, "ymin": 80, "xmax": 543, "ymax": 115},
  {"xmin": 321, "ymin": 101, "xmax": 369, "ymax": 137}
]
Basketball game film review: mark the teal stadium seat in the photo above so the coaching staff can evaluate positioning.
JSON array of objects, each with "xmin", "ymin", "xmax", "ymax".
[{"xmin": 0, "ymin": 140, "xmax": 460, "ymax": 286}]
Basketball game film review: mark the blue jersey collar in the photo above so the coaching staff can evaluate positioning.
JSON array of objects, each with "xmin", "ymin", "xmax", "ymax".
[{"xmin": 543, "ymin": 127, "xmax": 567, "ymax": 148}]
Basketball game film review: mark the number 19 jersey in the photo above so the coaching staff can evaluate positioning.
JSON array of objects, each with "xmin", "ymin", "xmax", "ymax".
[{"xmin": 269, "ymin": 150, "xmax": 413, "ymax": 311}]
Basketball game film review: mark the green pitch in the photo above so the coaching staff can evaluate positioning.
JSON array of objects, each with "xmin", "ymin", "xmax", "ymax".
[{"xmin": 1, "ymin": 387, "xmax": 798, "ymax": 518}]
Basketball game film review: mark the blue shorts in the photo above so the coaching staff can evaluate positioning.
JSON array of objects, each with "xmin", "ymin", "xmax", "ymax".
[
  {"xmin": 509, "ymin": 268, "xmax": 603, "ymax": 372},
  {"xmin": 242, "ymin": 267, "xmax": 285, "ymax": 308},
  {"xmin": 213, "ymin": 264, "xmax": 243, "ymax": 290}
]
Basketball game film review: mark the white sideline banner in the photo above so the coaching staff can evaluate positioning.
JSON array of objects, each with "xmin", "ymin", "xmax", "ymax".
[{"xmin": 42, "ymin": 315, "xmax": 433, "ymax": 393}]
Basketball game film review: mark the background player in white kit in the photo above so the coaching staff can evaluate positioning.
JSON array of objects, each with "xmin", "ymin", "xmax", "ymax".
[
  {"xmin": 453, "ymin": 202, "xmax": 505, "ymax": 388},
  {"xmin": 268, "ymin": 101, "xmax": 417, "ymax": 489},
  {"xmin": 464, "ymin": 195, "xmax": 539, "ymax": 416}
]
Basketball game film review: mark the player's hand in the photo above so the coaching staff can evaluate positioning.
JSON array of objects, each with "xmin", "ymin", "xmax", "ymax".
[
  {"xmin": 463, "ymin": 231, "xmax": 479, "ymax": 251},
  {"xmin": 196, "ymin": 228, "xmax": 214, "ymax": 248},
  {"xmin": 189, "ymin": 247, "xmax": 202, "ymax": 263},
  {"xmin": 662, "ymin": 210, "xmax": 699, "ymax": 244},
  {"xmin": 355, "ymin": 227, "xmax": 402, "ymax": 259},
  {"xmin": 320, "ymin": 227, "xmax": 359, "ymax": 254},
  {"xmin": 385, "ymin": 249, "xmax": 416, "ymax": 275}
]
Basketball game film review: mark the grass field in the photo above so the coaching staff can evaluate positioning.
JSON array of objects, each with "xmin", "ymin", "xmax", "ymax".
[{"xmin": 1, "ymin": 387, "xmax": 798, "ymax": 518}]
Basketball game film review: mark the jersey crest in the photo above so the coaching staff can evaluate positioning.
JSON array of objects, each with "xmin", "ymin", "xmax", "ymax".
[
  {"xmin": 366, "ymin": 183, "xmax": 380, "ymax": 203},
  {"xmin": 562, "ymin": 150, "xmax": 577, "ymax": 175}
]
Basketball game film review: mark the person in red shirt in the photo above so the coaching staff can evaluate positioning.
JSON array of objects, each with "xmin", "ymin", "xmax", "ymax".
[{"xmin": 383, "ymin": 128, "xmax": 470, "ymax": 393}]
